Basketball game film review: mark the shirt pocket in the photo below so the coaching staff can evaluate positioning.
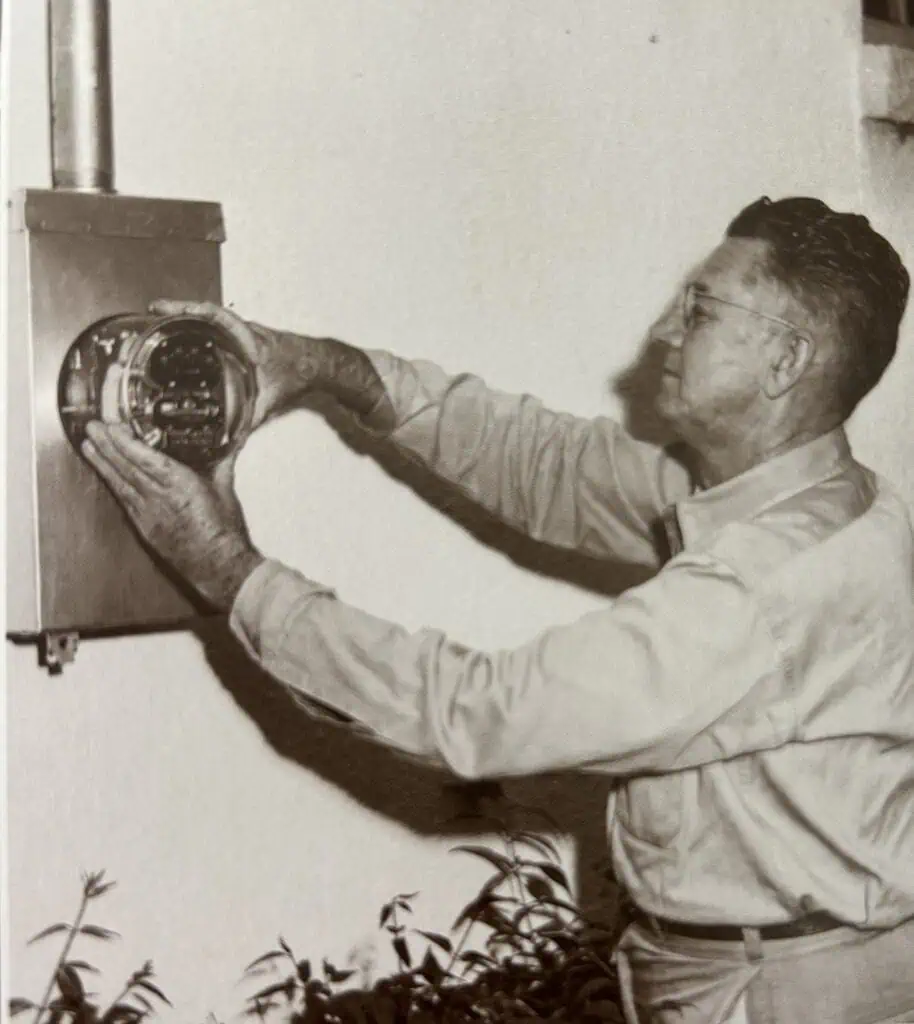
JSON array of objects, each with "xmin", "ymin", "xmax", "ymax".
[{"xmin": 617, "ymin": 773, "xmax": 685, "ymax": 849}]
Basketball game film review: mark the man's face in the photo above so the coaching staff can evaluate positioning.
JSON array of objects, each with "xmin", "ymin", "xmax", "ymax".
[{"xmin": 651, "ymin": 237, "xmax": 791, "ymax": 447}]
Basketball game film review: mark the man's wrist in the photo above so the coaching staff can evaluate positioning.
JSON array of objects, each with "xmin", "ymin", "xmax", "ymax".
[
  {"xmin": 269, "ymin": 332, "xmax": 391, "ymax": 420},
  {"xmin": 259, "ymin": 330, "xmax": 323, "ymax": 414},
  {"xmin": 200, "ymin": 542, "xmax": 267, "ymax": 613}
]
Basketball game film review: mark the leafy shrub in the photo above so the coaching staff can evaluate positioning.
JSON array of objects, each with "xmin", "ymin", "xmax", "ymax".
[
  {"xmin": 241, "ymin": 811, "xmax": 628, "ymax": 1023},
  {"xmin": 9, "ymin": 870, "xmax": 171, "ymax": 1024}
]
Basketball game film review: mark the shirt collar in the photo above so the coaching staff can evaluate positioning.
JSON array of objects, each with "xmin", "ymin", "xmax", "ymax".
[{"xmin": 670, "ymin": 428, "xmax": 854, "ymax": 552}]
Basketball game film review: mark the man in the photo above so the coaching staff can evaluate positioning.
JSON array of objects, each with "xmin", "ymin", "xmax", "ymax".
[{"xmin": 82, "ymin": 197, "xmax": 914, "ymax": 1023}]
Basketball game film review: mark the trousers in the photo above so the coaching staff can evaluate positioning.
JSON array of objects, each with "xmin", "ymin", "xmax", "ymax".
[{"xmin": 612, "ymin": 914, "xmax": 914, "ymax": 1023}]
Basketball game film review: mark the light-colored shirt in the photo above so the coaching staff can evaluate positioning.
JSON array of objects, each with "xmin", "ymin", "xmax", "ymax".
[{"xmin": 230, "ymin": 352, "xmax": 914, "ymax": 928}]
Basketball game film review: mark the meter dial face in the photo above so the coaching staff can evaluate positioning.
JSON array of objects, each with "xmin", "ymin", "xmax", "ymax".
[{"xmin": 58, "ymin": 314, "xmax": 256, "ymax": 470}]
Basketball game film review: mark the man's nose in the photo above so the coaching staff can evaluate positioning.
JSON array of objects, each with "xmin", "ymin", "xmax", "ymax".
[{"xmin": 649, "ymin": 298, "xmax": 685, "ymax": 348}]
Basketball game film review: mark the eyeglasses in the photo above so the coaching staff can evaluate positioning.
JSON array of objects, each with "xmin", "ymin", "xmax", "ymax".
[{"xmin": 682, "ymin": 284, "xmax": 806, "ymax": 336}]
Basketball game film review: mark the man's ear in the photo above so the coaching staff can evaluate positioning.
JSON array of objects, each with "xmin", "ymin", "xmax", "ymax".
[{"xmin": 764, "ymin": 331, "xmax": 816, "ymax": 399}]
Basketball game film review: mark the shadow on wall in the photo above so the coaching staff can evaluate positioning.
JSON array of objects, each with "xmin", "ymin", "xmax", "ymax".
[
  {"xmin": 195, "ymin": 622, "xmax": 622, "ymax": 919},
  {"xmin": 192, "ymin": 332, "xmax": 687, "ymax": 921}
]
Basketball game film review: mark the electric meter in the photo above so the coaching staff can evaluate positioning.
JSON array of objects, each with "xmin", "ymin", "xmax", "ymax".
[{"xmin": 58, "ymin": 313, "xmax": 256, "ymax": 470}]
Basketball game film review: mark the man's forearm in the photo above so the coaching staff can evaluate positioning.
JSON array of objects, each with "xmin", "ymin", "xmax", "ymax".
[
  {"xmin": 229, "ymin": 553, "xmax": 780, "ymax": 779},
  {"xmin": 262, "ymin": 332, "xmax": 687, "ymax": 564}
]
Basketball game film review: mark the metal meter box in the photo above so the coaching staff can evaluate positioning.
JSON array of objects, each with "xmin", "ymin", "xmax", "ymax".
[{"xmin": 7, "ymin": 187, "xmax": 227, "ymax": 644}]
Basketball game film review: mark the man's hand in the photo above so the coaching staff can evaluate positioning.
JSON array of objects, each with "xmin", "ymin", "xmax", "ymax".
[
  {"xmin": 149, "ymin": 299, "xmax": 395, "ymax": 430},
  {"xmin": 149, "ymin": 299, "xmax": 313, "ymax": 430},
  {"xmin": 82, "ymin": 422, "xmax": 265, "ymax": 612}
]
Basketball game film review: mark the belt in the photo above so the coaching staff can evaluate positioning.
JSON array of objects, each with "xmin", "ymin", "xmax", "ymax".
[{"xmin": 631, "ymin": 907, "xmax": 845, "ymax": 943}]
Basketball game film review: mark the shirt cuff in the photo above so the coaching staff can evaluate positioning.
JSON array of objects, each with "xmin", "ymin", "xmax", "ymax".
[
  {"xmin": 229, "ymin": 557, "xmax": 334, "ymax": 661},
  {"xmin": 358, "ymin": 350, "xmax": 403, "ymax": 434}
]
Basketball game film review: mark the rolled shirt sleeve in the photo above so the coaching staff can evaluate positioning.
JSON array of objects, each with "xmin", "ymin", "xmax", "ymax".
[
  {"xmin": 361, "ymin": 352, "xmax": 692, "ymax": 567},
  {"xmin": 230, "ymin": 553, "xmax": 786, "ymax": 779}
]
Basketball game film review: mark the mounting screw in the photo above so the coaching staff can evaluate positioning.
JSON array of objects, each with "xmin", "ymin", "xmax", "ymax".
[{"xmin": 39, "ymin": 631, "xmax": 80, "ymax": 674}]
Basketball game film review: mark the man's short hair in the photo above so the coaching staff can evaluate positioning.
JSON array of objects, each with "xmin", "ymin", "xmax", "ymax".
[{"xmin": 726, "ymin": 196, "xmax": 909, "ymax": 416}]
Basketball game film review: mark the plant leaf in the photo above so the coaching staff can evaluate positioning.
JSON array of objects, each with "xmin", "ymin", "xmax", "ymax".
[
  {"xmin": 248, "ymin": 979, "xmax": 295, "ymax": 1003},
  {"xmin": 56, "ymin": 964, "xmax": 85, "ymax": 1002},
  {"xmin": 243, "ymin": 950, "xmax": 286, "ymax": 973},
  {"xmin": 538, "ymin": 927, "xmax": 578, "ymax": 953},
  {"xmin": 278, "ymin": 935, "xmax": 293, "ymax": 956},
  {"xmin": 392, "ymin": 936, "xmax": 411, "ymax": 968},
  {"xmin": 450, "ymin": 844, "xmax": 514, "ymax": 875},
  {"xmin": 100, "ymin": 1003, "xmax": 143, "ymax": 1024},
  {"xmin": 243, "ymin": 1001, "xmax": 277, "ymax": 1018},
  {"xmin": 129, "ymin": 993, "xmax": 155, "ymax": 1014},
  {"xmin": 135, "ymin": 980, "xmax": 172, "ymax": 1006},
  {"xmin": 296, "ymin": 959, "xmax": 312, "ymax": 983},
  {"xmin": 304, "ymin": 978, "xmax": 331, "ymax": 999},
  {"xmin": 48, "ymin": 996, "xmax": 81, "ymax": 1012},
  {"xmin": 525, "ymin": 876, "xmax": 553, "ymax": 901},
  {"xmin": 511, "ymin": 829, "xmax": 561, "ymax": 860},
  {"xmin": 458, "ymin": 950, "xmax": 495, "ymax": 971},
  {"xmin": 8, "ymin": 999, "xmax": 37, "ymax": 1017},
  {"xmin": 379, "ymin": 901, "xmax": 395, "ymax": 929},
  {"xmin": 414, "ymin": 930, "xmax": 453, "ymax": 955},
  {"xmin": 82, "ymin": 869, "xmax": 106, "ymax": 891},
  {"xmin": 322, "ymin": 960, "xmax": 355, "ymax": 985},
  {"xmin": 453, "ymin": 891, "xmax": 515, "ymax": 928},
  {"xmin": 418, "ymin": 948, "xmax": 445, "ymax": 985},
  {"xmin": 535, "ymin": 894, "xmax": 582, "ymax": 917},
  {"xmin": 477, "ymin": 901, "xmax": 520, "ymax": 935},
  {"xmin": 88, "ymin": 880, "xmax": 118, "ymax": 900},
  {"xmin": 78, "ymin": 925, "xmax": 120, "ymax": 941},
  {"xmin": 28, "ymin": 923, "xmax": 71, "ymax": 944},
  {"xmin": 534, "ymin": 861, "xmax": 570, "ymax": 891},
  {"xmin": 64, "ymin": 960, "xmax": 100, "ymax": 975},
  {"xmin": 514, "ymin": 901, "xmax": 569, "ymax": 929}
]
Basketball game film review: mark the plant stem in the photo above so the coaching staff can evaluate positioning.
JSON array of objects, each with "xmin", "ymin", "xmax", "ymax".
[
  {"xmin": 32, "ymin": 889, "xmax": 91, "ymax": 1024},
  {"xmin": 99, "ymin": 979, "xmax": 134, "ymax": 1020},
  {"xmin": 445, "ymin": 917, "xmax": 475, "ymax": 978},
  {"xmin": 388, "ymin": 907, "xmax": 409, "ymax": 972},
  {"xmin": 503, "ymin": 832, "xmax": 529, "ymax": 939}
]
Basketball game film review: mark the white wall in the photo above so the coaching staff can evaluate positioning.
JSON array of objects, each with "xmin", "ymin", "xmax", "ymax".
[
  {"xmin": 4, "ymin": 1, "xmax": 909, "ymax": 1020},
  {"xmin": 853, "ymin": 120, "xmax": 914, "ymax": 506}
]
